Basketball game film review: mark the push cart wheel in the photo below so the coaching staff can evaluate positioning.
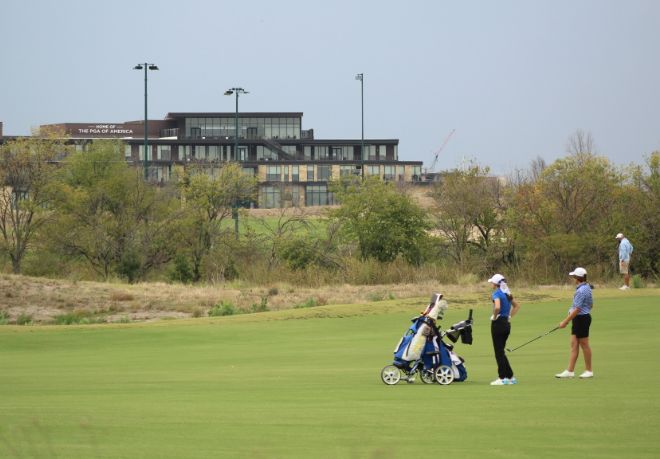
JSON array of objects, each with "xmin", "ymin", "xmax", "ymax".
[
  {"xmin": 381, "ymin": 365, "xmax": 402, "ymax": 385},
  {"xmin": 434, "ymin": 365, "xmax": 455, "ymax": 385},
  {"xmin": 420, "ymin": 368, "xmax": 436, "ymax": 384}
]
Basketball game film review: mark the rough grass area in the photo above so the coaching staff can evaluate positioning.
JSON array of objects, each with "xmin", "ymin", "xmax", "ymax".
[
  {"xmin": 0, "ymin": 273, "xmax": 598, "ymax": 324},
  {"xmin": 0, "ymin": 290, "xmax": 658, "ymax": 458}
]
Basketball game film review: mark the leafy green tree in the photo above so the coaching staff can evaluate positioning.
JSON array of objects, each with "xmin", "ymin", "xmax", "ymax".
[
  {"xmin": 508, "ymin": 151, "xmax": 621, "ymax": 278},
  {"xmin": 48, "ymin": 140, "xmax": 179, "ymax": 281},
  {"xmin": 330, "ymin": 176, "xmax": 429, "ymax": 264},
  {"xmin": 612, "ymin": 152, "xmax": 660, "ymax": 277},
  {"xmin": 429, "ymin": 163, "xmax": 507, "ymax": 266},
  {"xmin": 0, "ymin": 130, "xmax": 69, "ymax": 273},
  {"xmin": 177, "ymin": 163, "xmax": 257, "ymax": 282}
]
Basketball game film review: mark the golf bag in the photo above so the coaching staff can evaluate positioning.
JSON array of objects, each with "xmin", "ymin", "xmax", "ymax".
[{"xmin": 388, "ymin": 293, "xmax": 473, "ymax": 383}]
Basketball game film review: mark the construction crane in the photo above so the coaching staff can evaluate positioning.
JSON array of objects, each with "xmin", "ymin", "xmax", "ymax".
[{"xmin": 426, "ymin": 129, "xmax": 456, "ymax": 173}]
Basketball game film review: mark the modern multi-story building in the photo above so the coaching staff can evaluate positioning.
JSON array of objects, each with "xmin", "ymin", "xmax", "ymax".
[{"xmin": 3, "ymin": 112, "xmax": 424, "ymax": 208}]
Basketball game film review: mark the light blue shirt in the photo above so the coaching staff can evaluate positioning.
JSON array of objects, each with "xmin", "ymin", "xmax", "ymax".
[
  {"xmin": 570, "ymin": 283, "xmax": 593, "ymax": 316},
  {"xmin": 618, "ymin": 238, "xmax": 633, "ymax": 261}
]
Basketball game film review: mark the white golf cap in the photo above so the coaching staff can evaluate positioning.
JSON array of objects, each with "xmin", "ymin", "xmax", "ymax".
[
  {"xmin": 487, "ymin": 273, "xmax": 505, "ymax": 284},
  {"xmin": 569, "ymin": 267, "xmax": 587, "ymax": 277},
  {"xmin": 615, "ymin": 233, "xmax": 624, "ymax": 239}
]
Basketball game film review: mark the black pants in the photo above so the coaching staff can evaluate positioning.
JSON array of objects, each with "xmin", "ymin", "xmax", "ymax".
[{"xmin": 491, "ymin": 318, "xmax": 513, "ymax": 379}]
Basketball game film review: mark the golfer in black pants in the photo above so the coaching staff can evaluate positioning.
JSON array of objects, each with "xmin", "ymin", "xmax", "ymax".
[{"xmin": 488, "ymin": 274, "xmax": 521, "ymax": 385}]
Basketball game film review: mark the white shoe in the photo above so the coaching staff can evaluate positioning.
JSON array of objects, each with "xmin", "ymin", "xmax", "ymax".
[
  {"xmin": 509, "ymin": 377, "xmax": 518, "ymax": 385},
  {"xmin": 555, "ymin": 370, "xmax": 574, "ymax": 378},
  {"xmin": 579, "ymin": 371, "xmax": 594, "ymax": 378},
  {"xmin": 490, "ymin": 378, "xmax": 507, "ymax": 385},
  {"xmin": 619, "ymin": 285, "xmax": 630, "ymax": 290}
]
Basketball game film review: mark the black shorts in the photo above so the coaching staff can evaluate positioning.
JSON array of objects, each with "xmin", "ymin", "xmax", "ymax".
[{"xmin": 571, "ymin": 314, "xmax": 592, "ymax": 338}]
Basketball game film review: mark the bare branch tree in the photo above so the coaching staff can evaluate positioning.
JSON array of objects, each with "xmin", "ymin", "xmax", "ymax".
[{"xmin": 566, "ymin": 129, "xmax": 596, "ymax": 156}]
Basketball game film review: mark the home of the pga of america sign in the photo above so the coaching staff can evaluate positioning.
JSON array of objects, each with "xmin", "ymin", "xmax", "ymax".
[{"xmin": 77, "ymin": 124, "xmax": 135, "ymax": 136}]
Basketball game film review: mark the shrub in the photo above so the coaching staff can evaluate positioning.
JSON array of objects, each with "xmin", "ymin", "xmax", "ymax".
[
  {"xmin": 224, "ymin": 260, "xmax": 239, "ymax": 281},
  {"xmin": 55, "ymin": 312, "xmax": 85, "ymax": 325},
  {"xmin": 632, "ymin": 274, "xmax": 645, "ymax": 289},
  {"xmin": 208, "ymin": 301, "xmax": 237, "ymax": 317},
  {"xmin": 117, "ymin": 251, "xmax": 141, "ymax": 284},
  {"xmin": 278, "ymin": 238, "xmax": 317, "ymax": 270},
  {"xmin": 250, "ymin": 296, "xmax": 269, "ymax": 313},
  {"xmin": 191, "ymin": 307, "xmax": 204, "ymax": 318},
  {"xmin": 16, "ymin": 313, "xmax": 33, "ymax": 325},
  {"xmin": 294, "ymin": 298, "xmax": 318, "ymax": 309},
  {"xmin": 0, "ymin": 310, "xmax": 9, "ymax": 325},
  {"xmin": 169, "ymin": 254, "xmax": 194, "ymax": 284}
]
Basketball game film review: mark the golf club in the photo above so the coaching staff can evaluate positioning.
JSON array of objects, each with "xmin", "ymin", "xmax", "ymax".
[{"xmin": 506, "ymin": 326, "xmax": 560, "ymax": 352}]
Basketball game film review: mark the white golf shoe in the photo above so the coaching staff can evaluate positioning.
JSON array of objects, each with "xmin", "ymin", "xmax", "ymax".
[
  {"xmin": 579, "ymin": 371, "xmax": 594, "ymax": 378},
  {"xmin": 619, "ymin": 285, "xmax": 630, "ymax": 290},
  {"xmin": 490, "ymin": 378, "xmax": 508, "ymax": 385},
  {"xmin": 555, "ymin": 370, "xmax": 574, "ymax": 378}
]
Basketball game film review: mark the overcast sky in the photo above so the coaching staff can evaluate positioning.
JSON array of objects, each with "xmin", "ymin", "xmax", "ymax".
[{"xmin": 1, "ymin": 0, "xmax": 658, "ymax": 174}]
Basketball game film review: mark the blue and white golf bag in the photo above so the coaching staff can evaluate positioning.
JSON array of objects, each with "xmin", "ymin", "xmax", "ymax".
[{"xmin": 391, "ymin": 294, "xmax": 472, "ymax": 382}]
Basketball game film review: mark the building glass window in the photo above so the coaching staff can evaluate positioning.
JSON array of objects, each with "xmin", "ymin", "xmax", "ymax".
[
  {"xmin": 412, "ymin": 165, "xmax": 422, "ymax": 181},
  {"xmin": 138, "ymin": 145, "xmax": 150, "ymax": 161},
  {"xmin": 292, "ymin": 165, "xmax": 299, "ymax": 182},
  {"xmin": 316, "ymin": 146, "xmax": 328, "ymax": 160},
  {"xmin": 208, "ymin": 145, "xmax": 219, "ymax": 160},
  {"xmin": 379, "ymin": 145, "xmax": 388, "ymax": 160},
  {"xmin": 263, "ymin": 186, "xmax": 281, "ymax": 208},
  {"xmin": 332, "ymin": 145, "xmax": 353, "ymax": 160},
  {"xmin": 182, "ymin": 145, "xmax": 192, "ymax": 161},
  {"xmin": 317, "ymin": 165, "xmax": 331, "ymax": 181},
  {"xmin": 397, "ymin": 165, "xmax": 405, "ymax": 181},
  {"xmin": 304, "ymin": 146, "xmax": 312, "ymax": 160},
  {"xmin": 363, "ymin": 145, "xmax": 375, "ymax": 160},
  {"xmin": 383, "ymin": 165, "xmax": 395, "ymax": 180},
  {"xmin": 125, "ymin": 145, "xmax": 132, "ymax": 158},
  {"xmin": 293, "ymin": 118, "xmax": 301, "ymax": 139},
  {"xmin": 157, "ymin": 145, "xmax": 171, "ymax": 160},
  {"xmin": 306, "ymin": 166, "xmax": 314, "ymax": 181},
  {"xmin": 291, "ymin": 187, "xmax": 300, "ymax": 206},
  {"xmin": 305, "ymin": 185, "xmax": 334, "ymax": 206},
  {"xmin": 366, "ymin": 165, "xmax": 380, "ymax": 176},
  {"xmin": 340, "ymin": 165, "xmax": 354, "ymax": 177},
  {"xmin": 267, "ymin": 165, "xmax": 281, "ymax": 182},
  {"xmin": 282, "ymin": 145, "xmax": 296, "ymax": 158},
  {"xmin": 283, "ymin": 166, "xmax": 289, "ymax": 182}
]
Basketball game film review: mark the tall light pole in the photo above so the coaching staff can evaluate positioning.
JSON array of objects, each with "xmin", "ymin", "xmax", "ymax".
[
  {"xmin": 355, "ymin": 73, "xmax": 364, "ymax": 178},
  {"xmin": 223, "ymin": 87, "xmax": 249, "ymax": 239},
  {"xmin": 224, "ymin": 87, "xmax": 249, "ymax": 161},
  {"xmin": 134, "ymin": 63, "xmax": 159, "ymax": 180}
]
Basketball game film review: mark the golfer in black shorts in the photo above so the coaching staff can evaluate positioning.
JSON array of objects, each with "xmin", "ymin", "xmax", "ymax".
[{"xmin": 555, "ymin": 267, "xmax": 594, "ymax": 379}]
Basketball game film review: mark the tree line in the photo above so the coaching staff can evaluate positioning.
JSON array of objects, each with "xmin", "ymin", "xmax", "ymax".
[{"xmin": 0, "ymin": 133, "xmax": 657, "ymax": 285}]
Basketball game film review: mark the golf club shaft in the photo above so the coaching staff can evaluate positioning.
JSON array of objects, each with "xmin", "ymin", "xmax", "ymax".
[{"xmin": 506, "ymin": 326, "xmax": 560, "ymax": 352}]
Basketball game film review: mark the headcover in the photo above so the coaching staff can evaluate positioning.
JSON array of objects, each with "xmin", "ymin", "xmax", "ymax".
[{"xmin": 426, "ymin": 293, "xmax": 448, "ymax": 321}]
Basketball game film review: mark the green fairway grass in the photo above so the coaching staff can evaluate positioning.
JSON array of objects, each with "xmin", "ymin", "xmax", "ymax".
[{"xmin": 1, "ymin": 290, "xmax": 659, "ymax": 458}]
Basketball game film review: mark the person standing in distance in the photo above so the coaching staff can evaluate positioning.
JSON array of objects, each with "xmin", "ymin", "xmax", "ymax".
[
  {"xmin": 616, "ymin": 233, "xmax": 633, "ymax": 290},
  {"xmin": 488, "ymin": 274, "xmax": 521, "ymax": 386},
  {"xmin": 556, "ymin": 267, "xmax": 594, "ymax": 379}
]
